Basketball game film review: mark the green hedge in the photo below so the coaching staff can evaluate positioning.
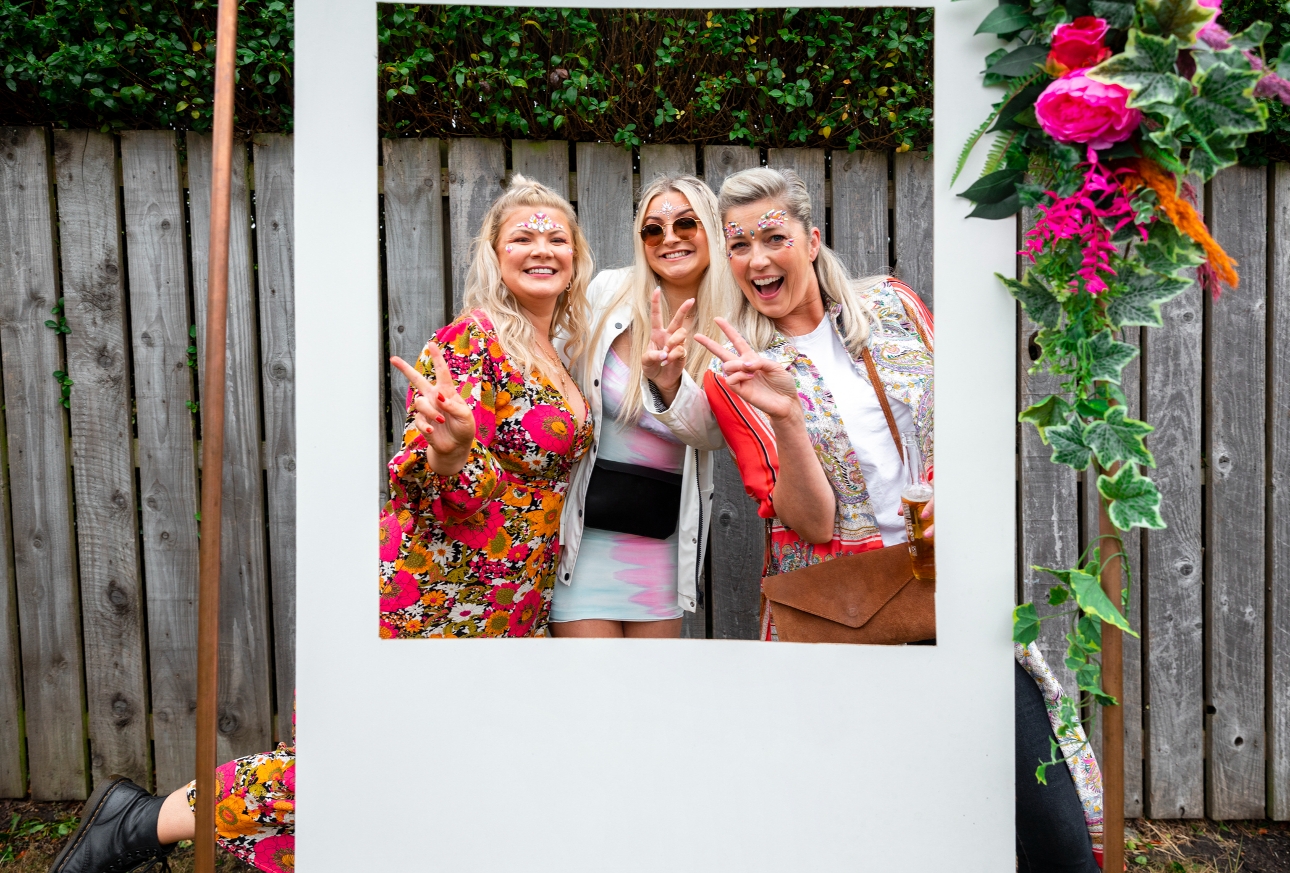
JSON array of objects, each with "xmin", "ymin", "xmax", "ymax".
[
  {"xmin": 378, "ymin": 6, "xmax": 932, "ymax": 151},
  {"xmin": 0, "ymin": 1, "xmax": 1282, "ymax": 160}
]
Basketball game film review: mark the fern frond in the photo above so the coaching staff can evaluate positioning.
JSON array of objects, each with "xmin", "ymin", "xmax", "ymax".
[
  {"xmin": 982, "ymin": 130, "xmax": 1022, "ymax": 176},
  {"xmin": 953, "ymin": 117, "xmax": 993, "ymax": 185},
  {"xmin": 952, "ymin": 73, "xmax": 1042, "ymax": 185}
]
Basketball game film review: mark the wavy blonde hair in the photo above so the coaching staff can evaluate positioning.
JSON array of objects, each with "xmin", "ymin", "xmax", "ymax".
[
  {"xmin": 717, "ymin": 167, "xmax": 889, "ymax": 356},
  {"xmin": 588, "ymin": 173, "xmax": 740, "ymax": 425},
  {"xmin": 460, "ymin": 173, "xmax": 593, "ymax": 379}
]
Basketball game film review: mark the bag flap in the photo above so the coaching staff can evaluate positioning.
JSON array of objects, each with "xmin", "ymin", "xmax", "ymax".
[{"xmin": 761, "ymin": 546, "xmax": 915, "ymax": 629}]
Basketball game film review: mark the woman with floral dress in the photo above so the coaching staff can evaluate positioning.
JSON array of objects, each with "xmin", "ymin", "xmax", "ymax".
[{"xmin": 379, "ymin": 173, "xmax": 595, "ymax": 638}]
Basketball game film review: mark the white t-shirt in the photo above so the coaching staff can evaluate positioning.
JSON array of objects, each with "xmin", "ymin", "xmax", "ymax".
[{"xmin": 790, "ymin": 316, "xmax": 915, "ymax": 546}]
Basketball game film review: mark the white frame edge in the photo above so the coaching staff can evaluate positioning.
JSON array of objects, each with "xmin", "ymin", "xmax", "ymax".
[{"xmin": 294, "ymin": 0, "xmax": 1018, "ymax": 868}]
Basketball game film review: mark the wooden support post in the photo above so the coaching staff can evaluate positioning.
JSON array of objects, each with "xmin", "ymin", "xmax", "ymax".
[
  {"xmin": 1099, "ymin": 490, "xmax": 1124, "ymax": 873},
  {"xmin": 195, "ymin": 0, "xmax": 238, "ymax": 870}
]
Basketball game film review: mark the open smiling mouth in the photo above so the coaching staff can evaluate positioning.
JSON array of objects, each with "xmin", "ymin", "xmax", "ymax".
[
  {"xmin": 660, "ymin": 249, "xmax": 693, "ymax": 261},
  {"xmin": 525, "ymin": 267, "xmax": 557, "ymax": 276},
  {"xmin": 752, "ymin": 276, "xmax": 784, "ymax": 297}
]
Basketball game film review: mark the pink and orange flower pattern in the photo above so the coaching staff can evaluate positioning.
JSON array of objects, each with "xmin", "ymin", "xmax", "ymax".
[{"xmin": 379, "ymin": 311, "xmax": 593, "ymax": 637}]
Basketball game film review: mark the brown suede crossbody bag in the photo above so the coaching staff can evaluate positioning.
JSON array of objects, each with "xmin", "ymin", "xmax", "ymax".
[{"xmin": 760, "ymin": 347, "xmax": 936, "ymax": 645}]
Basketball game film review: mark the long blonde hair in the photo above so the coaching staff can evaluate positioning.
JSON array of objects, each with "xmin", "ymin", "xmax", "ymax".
[
  {"xmin": 589, "ymin": 173, "xmax": 739, "ymax": 425},
  {"xmin": 460, "ymin": 173, "xmax": 593, "ymax": 379},
  {"xmin": 717, "ymin": 167, "xmax": 888, "ymax": 356}
]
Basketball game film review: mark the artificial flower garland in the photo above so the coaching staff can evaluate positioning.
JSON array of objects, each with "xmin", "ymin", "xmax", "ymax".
[{"xmin": 958, "ymin": 0, "xmax": 1288, "ymax": 779}]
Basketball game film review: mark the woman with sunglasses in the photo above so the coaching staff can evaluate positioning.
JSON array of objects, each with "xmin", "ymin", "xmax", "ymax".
[{"xmin": 550, "ymin": 174, "xmax": 738, "ymax": 638}]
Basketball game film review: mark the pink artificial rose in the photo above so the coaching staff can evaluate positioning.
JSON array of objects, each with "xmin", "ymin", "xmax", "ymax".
[
  {"xmin": 1035, "ymin": 72, "xmax": 1142, "ymax": 150},
  {"xmin": 1047, "ymin": 17, "xmax": 1112, "ymax": 73}
]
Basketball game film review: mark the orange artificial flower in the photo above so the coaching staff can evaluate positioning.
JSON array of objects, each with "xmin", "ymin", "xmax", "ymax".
[{"xmin": 1128, "ymin": 159, "xmax": 1239, "ymax": 289}]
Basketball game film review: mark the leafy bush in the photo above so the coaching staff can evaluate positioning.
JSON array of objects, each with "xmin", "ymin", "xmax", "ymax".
[
  {"xmin": 0, "ymin": 2, "xmax": 933, "ymax": 151},
  {"xmin": 0, "ymin": 0, "xmax": 293, "ymax": 133},
  {"xmin": 1222, "ymin": 0, "xmax": 1290, "ymax": 163},
  {"xmin": 378, "ymin": 6, "xmax": 933, "ymax": 150}
]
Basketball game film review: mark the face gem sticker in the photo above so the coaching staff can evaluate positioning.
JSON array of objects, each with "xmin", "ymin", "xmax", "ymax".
[
  {"xmin": 725, "ymin": 251, "xmax": 733, "ymax": 259},
  {"xmin": 516, "ymin": 212, "xmax": 562, "ymax": 233},
  {"xmin": 723, "ymin": 221, "xmax": 745, "ymax": 239},
  {"xmin": 659, "ymin": 199, "xmax": 675, "ymax": 216},
  {"xmin": 757, "ymin": 209, "xmax": 789, "ymax": 231},
  {"xmin": 505, "ymin": 244, "xmax": 514, "ymax": 254},
  {"xmin": 784, "ymin": 238, "xmax": 795, "ymax": 247}
]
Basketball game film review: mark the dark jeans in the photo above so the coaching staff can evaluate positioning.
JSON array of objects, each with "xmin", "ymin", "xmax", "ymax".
[{"xmin": 1016, "ymin": 661, "xmax": 1102, "ymax": 873}]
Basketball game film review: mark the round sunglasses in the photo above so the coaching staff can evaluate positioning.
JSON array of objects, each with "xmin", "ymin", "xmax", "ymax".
[{"xmin": 639, "ymin": 216, "xmax": 703, "ymax": 247}]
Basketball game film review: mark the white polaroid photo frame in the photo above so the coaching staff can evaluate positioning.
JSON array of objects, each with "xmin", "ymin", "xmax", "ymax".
[{"xmin": 294, "ymin": 0, "xmax": 1018, "ymax": 868}]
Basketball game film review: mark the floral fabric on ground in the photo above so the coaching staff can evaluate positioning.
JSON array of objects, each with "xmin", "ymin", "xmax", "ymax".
[
  {"xmin": 379, "ymin": 310, "xmax": 594, "ymax": 637},
  {"xmin": 185, "ymin": 711, "xmax": 295, "ymax": 873},
  {"xmin": 1014, "ymin": 641, "xmax": 1105, "ymax": 852}
]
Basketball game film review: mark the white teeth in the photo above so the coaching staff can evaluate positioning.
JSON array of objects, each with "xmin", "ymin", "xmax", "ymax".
[
  {"xmin": 753, "ymin": 277, "xmax": 781, "ymax": 286},
  {"xmin": 527, "ymin": 268, "xmax": 555, "ymax": 275},
  {"xmin": 661, "ymin": 251, "xmax": 691, "ymax": 259}
]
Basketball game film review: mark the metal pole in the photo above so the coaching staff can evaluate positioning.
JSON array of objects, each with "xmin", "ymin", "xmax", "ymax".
[
  {"xmin": 1099, "ymin": 482, "xmax": 1124, "ymax": 873},
  {"xmin": 195, "ymin": 0, "xmax": 239, "ymax": 869}
]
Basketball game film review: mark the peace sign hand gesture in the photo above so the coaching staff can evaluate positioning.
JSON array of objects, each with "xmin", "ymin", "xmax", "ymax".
[
  {"xmin": 391, "ymin": 344, "xmax": 477, "ymax": 476},
  {"xmin": 642, "ymin": 287, "xmax": 694, "ymax": 401},
  {"xmin": 693, "ymin": 317, "xmax": 801, "ymax": 423}
]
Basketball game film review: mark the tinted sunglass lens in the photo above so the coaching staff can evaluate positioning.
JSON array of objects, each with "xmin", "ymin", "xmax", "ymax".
[
  {"xmin": 640, "ymin": 224, "xmax": 666, "ymax": 246},
  {"xmin": 673, "ymin": 217, "xmax": 699, "ymax": 239}
]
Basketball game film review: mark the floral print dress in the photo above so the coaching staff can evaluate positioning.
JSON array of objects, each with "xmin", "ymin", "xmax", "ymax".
[
  {"xmin": 379, "ymin": 310, "xmax": 594, "ymax": 637},
  {"xmin": 185, "ymin": 707, "xmax": 295, "ymax": 873}
]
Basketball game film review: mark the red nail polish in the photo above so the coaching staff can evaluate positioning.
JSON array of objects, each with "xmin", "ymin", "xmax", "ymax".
[
  {"xmin": 435, "ymin": 414, "xmax": 445, "ymax": 423},
  {"xmin": 437, "ymin": 393, "xmax": 445, "ymax": 403}
]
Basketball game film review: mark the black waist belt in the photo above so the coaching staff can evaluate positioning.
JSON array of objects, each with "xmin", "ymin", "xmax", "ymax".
[{"xmin": 583, "ymin": 458, "xmax": 682, "ymax": 540}]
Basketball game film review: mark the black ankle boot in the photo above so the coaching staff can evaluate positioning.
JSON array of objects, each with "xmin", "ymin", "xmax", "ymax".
[{"xmin": 50, "ymin": 776, "xmax": 177, "ymax": 873}]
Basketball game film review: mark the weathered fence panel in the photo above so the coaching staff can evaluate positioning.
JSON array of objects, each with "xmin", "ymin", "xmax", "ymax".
[
  {"xmin": 1142, "ymin": 229, "xmax": 1205, "ymax": 818},
  {"xmin": 831, "ymin": 150, "xmax": 889, "ymax": 279},
  {"xmin": 53, "ymin": 129, "xmax": 152, "ymax": 790},
  {"xmin": 252, "ymin": 133, "xmax": 298, "ymax": 745},
  {"xmin": 0, "ymin": 131, "xmax": 1285, "ymax": 820},
  {"xmin": 0, "ymin": 126, "xmax": 87, "ymax": 800},
  {"xmin": 893, "ymin": 152, "xmax": 934, "ymax": 310},
  {"xmin": 187, "ymin": 133, "xmax": 275, "ymax": 764},
  {"xmin": 1205, "ymin": 167, "xmax": 1268, "ymax": 820},
  {"xmin": 1272, "ymin": 162, "xmax": 1290, "ymax": 822},
  {"xmin": 120, "ymin": 130, "xmax": 202, "ymax": 794},
  {"xmin": 767, "ymin": 148, "xmax": 825, "ymax": 220},
  {"xmin": 446, "ymin": 139, "xmax": 505, "ymax": 317},
  {"xmin": 575, "ymin": 143, "xmax": 634, "ymax": 272}
]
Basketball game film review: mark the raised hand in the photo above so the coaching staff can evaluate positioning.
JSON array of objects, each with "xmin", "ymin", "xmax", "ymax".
[
  {"xmin": 391, "ymin": 344, "xmax": 477, "ymax": 475},
  {"xmin": 693, "ymin": 317, "xmax": 800, "ymax": 422},
  {"xmin": 642, "ymin": 287, "xmax": 694, "ymax": 397}
]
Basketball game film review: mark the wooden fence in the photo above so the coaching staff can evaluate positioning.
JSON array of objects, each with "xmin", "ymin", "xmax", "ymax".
[{"xmin": 0, "ymin": 129, "xmax": 1285, "ymax": 824}]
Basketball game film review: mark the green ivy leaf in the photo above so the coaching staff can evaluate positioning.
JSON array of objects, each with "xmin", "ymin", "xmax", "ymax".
[
  {"xmin": 1083, "ymin": 329, "xmax": 1139, "ymax": 384},
  {"xmin": 1137, "ymin": 224, "xmax": 1206, "ymax": 275},
  {"xmin": 1076, "ymin": 613, "xmax": 1103, "ymax": 651},
  {"xmin": 1086, "ymin": 32, "xmax": 1189, "ymax": 109},
  {"xmin": 1048, "ymin": 585, "xmax": 1070, "ymax": 606},
  {"xmin": 986, "ymin": 44, "xmax": 1049, "ymax": 77},
  {"xmin": 1226, "ymin": 21, "xmax": 1272, "ymax": 51},
  {"xmin": 1019, "ymin": 395, "xmax": 1074, "ymax": 444},
  {"xmin": 1106, "ymin": 266, "xmax": 1192, "ymax": 327},
  {"xmin": 1084, "ymin": 406, "xmax": 1156, "ymax": 468},
  {"xmin": 1140, "ymin": 0, "xmax": 1215, "ymax": 43},
  {"xmin": 1097, "ymin": 463, "xmax": 1167, "ymax": 530},
  {"xmin": 975, "ymin": 5, "xmax": 1036, "ymax": 35},
  {"xmin": 1013, "ymin": 602, "xmax": 1041, "ymax": 645},
  {"xmin": 999, "ymin": 271, "xmax": 1061, "ymax": 329},
  {"xmin": 1047, "ymin": 420, "xmax": 1094, "ymax": 470},
  {"xmin": 1183, "ymin": 57, "xmax": 1267, "ymax": 139},
  {"xmin": 1069, "ymin": 568, "xmax": 1137, "ymax": 635},
  {"xmin": 1091, "ymin": 0, "xmax": 1137, "ymax": 29}
]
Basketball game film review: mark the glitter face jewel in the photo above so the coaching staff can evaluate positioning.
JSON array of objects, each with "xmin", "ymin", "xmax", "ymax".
[
  {"xmin": 516, "ymin": 212, "xmax": 562, "ymax": 233},
  {"xmin": 784, "ymin": 238, "xmax": 795, "ymax": 248},
  {"xmin": 505, "ymin": 245, "xmax": 514, "ymax": 254},
  {"xmin": 757, "ymin": 209, "xmax": 789, "ymax": 231},
  {"xmin": 724, "ymin": 222, "xmax": 745, "ymax": 239},
  {"xmin": 659, "ymin": 199, "xmax": 675, "ymax": 216},
  {"xmin": 725, "ymin": 251, "xmax": 733, "ymax": 259}
]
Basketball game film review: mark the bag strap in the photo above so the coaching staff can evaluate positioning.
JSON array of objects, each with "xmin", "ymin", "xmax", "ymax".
[{"xmin": 861, "ymin": 345, "xmax": 904, "ymax": 462}]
